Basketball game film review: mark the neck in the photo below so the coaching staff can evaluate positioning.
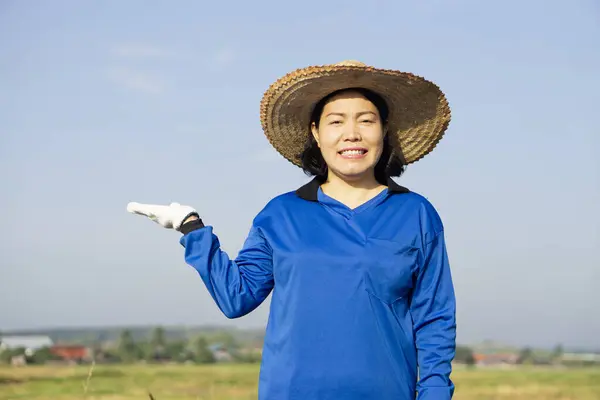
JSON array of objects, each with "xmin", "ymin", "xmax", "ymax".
[{"xmin": 320, "ymin": 170, "xmax": 387, "ymax": 209}]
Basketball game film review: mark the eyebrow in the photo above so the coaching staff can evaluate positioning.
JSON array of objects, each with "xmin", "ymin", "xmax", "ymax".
[{"xmin": 325, "ymin": 111, "xmax": 377, "ymax": 118}]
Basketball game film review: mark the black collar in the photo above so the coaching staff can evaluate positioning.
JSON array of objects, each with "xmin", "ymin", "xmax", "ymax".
[{"xmin": 295, "ymin": 176, "xmax": 409, "ymax": 202}]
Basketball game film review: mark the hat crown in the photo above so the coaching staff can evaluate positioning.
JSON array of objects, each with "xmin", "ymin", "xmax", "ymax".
[{"xmin": 335, "ymin": 60, "xmax": 367, "ymax": 67}]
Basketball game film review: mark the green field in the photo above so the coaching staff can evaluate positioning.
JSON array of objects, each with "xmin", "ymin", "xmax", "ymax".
[{"xmin": 1, "ymin": 364, "xmax": 599, "ymax": 400}]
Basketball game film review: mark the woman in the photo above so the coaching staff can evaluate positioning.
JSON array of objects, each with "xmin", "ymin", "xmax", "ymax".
[{"xmin": 127, "ymin": 60, "xmax": 456, "ymax": 400}]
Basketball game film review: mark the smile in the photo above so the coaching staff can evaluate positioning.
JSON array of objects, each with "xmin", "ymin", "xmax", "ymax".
[{"xmin": 338, "ymin": 148, "xmax": 368, "ymax": 159}]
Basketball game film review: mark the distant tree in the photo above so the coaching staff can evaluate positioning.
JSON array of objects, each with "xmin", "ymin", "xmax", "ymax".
[
  {"xmin": 232, "ymin": 350, "xmax": 262, "ymax": 364},
  {"xmin": 209, "ymin": 332, "xmax": 239, "ymax": 352},
  {"xmin": 454, "ymin": 345, "xmax": 476, "ymax": 367},
  {"xmin": 146, "ymin": 326, "xmax": 168, "ymax": 361},
  {"xmin": 551, "ymin": 343, "xmax": 564, "ymax": 361},
  {"xmin": 0, "ymin": 348, "xmax": 15, "ymax": 364},
  {"xmin": 0, "ymin": 347, "xmax": 26, "ymax": 364},
  {"xmin": 151, "ymin": 326, "xmax": 166, "ymax": 348},
  {"xmin": 28, "ymin": 347, "xmax": 60, "ymax": 364},
  {"xmin": 517, "ymin": 347, "xmax": 534, "ymax": 364},
  {"xmin": 193, "ymin": 336, "xmax": 216, "ymax": 364},
  {"xmin": 117, "ymin": 329, "xmax": 142, "ymax": 363},
  {"xmin": 98, "ymin": 348, "xmax": 122, "ymax": 363},
  {"xmin": 165, "ymin": 340, "xmax": 189, "ymax": 362}
]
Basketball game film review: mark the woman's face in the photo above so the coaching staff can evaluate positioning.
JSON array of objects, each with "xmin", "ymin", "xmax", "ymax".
[{"xmin": 311, "ymin": 90, "xmax": 385, "ymax": 183}]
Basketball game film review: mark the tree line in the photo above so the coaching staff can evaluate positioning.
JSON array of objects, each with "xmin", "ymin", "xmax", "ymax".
[{"xmin": 0, "ymin": 327, "xmax": 262, "ymax": 365}]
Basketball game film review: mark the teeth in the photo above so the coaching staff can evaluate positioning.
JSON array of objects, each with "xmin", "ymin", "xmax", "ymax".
[{"xmin": 341, "ymin": 150, "xmax": 365, "ymax": 155}]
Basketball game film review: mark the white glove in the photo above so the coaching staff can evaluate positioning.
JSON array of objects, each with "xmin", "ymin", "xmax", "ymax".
[{"xmin": 127, "ymin": 202, "xmax": 198, "ymax": 231}]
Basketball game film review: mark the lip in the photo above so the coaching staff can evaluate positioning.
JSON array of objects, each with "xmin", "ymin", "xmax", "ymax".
[{"xmin": 338, "ymin": 147, "xmax": 368, "ymax": 159}]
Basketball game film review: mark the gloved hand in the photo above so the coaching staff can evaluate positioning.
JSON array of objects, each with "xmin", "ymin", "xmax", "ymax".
[{"xmin": 127, "ymin": 202, "xmax": 199, "ymax": 231}]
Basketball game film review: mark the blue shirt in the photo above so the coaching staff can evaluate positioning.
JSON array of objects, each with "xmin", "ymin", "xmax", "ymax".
[{"xmin": 180, "ymin": 177, "xmax": 456, "ymax": 400}]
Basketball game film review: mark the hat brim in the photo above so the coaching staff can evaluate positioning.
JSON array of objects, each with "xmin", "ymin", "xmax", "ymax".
[{"xmin": 259, "ymin": 63, "xmax": 451, "ymax": 167}]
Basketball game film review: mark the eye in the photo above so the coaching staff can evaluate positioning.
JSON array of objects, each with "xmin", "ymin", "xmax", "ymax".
[
  {"xmin": 329, "ymin": 120, "xmax": 342, "ymax": 125},
  {"xmin": 360, "ymin": 119, "xmax": 375, "ymax": 124}
]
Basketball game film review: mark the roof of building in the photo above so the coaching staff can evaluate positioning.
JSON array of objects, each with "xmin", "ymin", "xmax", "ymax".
[
  {"xmin": 0, "ymin": 335, "xmax": 54, "ymax": 350},
  {"xmin": 50, "ymin": 345, "xmax": 89, "ymax": 359}
]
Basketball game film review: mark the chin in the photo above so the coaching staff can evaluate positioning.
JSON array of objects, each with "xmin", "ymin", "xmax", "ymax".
[{"xmin": 332, "ymin": 166, "xmax": 374, "ymax": 181}]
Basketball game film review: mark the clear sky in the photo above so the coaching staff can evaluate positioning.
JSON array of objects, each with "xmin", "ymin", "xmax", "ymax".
[{"xmin": 1, "ymin": 0, "xmax": 599, "ymax": 350}]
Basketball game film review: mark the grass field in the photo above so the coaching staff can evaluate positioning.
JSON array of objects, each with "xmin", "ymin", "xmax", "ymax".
[{"xmin": 1, "ymin": 363, "xmax": 599, "ymax": 400}]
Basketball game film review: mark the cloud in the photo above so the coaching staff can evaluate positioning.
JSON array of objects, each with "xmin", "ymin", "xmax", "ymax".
[
  {"xmin": 106, "ymin": 67, "xmax": 166, "ymax": 94},
  {"xmin": 111, "ymin": 44, "xmax": 171, "ymax": 59}
]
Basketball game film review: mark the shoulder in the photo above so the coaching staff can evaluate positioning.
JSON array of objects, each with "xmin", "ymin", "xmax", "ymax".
[
  {"xmin": 264, "ymin": 190, "xmax": 304, "ymax": 211},
  {"xmin": 251, "ymin": 190, "xmax": 305, "ymax": 225},
  {"xmin": 393, "ymin": 189, "xmax": 445, "ymax": 240}
]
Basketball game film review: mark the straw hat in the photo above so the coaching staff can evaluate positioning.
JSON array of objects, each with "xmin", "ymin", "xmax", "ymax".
[{"xmin": 259, "ymin": 60, "xmax": 451, "ymax": 166}]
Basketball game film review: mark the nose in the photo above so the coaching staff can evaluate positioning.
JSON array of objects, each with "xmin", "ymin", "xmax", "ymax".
[{"xmin": 342, "ymin": 120, "xmax": 361, "ymax": 141}]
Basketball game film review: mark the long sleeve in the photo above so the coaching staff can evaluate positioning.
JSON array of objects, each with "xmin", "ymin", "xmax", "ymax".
[
  {"xmin": 180, "ymin": 224, "xmax": 274, "ymax": 319},
  {"xmin": 410, "ymin": 229, "xmax": 456, "ymax": 400}
]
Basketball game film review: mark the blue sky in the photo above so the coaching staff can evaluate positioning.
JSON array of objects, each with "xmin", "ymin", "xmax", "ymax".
[{"xmin": 1, "ymin": 0, "xmax": 598, "ymax": 349}]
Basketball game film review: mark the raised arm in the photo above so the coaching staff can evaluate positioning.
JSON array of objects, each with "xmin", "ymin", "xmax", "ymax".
[
  {"xmin": 410, "ymin": 228, "xmax": 456, "ymax": 400},
  {"xmin": 179, "ymin": 218, "xmax": 274, "ymax": 318},
  {"xmin": 126, "ymin": 202, "xmax": 274, "ymax": 319}
]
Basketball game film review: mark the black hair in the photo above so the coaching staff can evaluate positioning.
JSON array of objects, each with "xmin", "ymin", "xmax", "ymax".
[{"xmin": 299, "ymin": 87, "xmax": 406, "ymax": 184}]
